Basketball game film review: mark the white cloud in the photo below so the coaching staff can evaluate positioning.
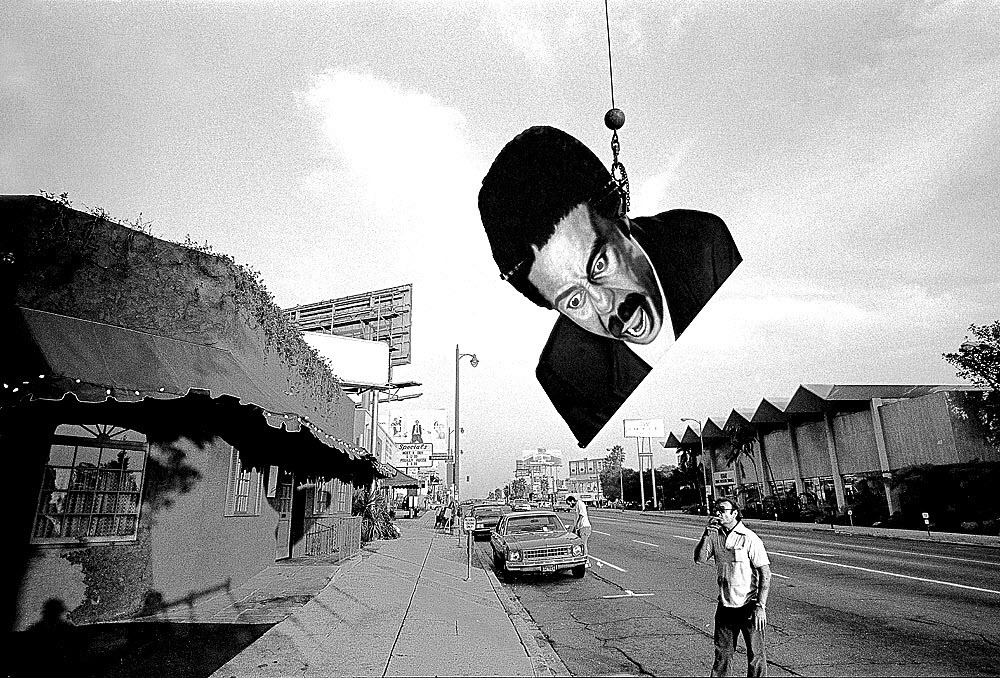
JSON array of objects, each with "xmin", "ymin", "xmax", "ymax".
[
  {"xmin": 301, "ymin": 71, "xmax": 475, "ymax": 219},
  {"xmin": 629, "ymin": 145, "xmax": 687, "ymax": 216},
  {"xmin": 484, "ymin": 3, "xmax": 554, "ymax": 76}
]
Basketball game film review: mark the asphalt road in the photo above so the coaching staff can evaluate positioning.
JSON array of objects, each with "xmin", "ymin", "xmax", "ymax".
[{"xmin": 474, "ymin": 510, "xmax": 1000, "ymax": 677}]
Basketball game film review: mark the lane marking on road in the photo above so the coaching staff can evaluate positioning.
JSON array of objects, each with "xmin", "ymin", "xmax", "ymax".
[
  {"xmin": 770, "ymin": 572, "xmax": 790, "ymax": 579},
  {"xmin": 588, "ymin": 555, "xmax": 626, "ymax": 572},
  {"xmin": 763, "ymin": 533, "xmax": 1000, "ymax": 567},
  {"xmin": 592, "ymin": 529, "xmax": 612, "ymax": 536},
  {"xmin": 632, "ymin": 539, "xmax": 660, "ymax": 548},
  {"xmin": 599, "ymin": 516, "xmax": 998, "ymax": 567},
  {"xmin": 603, "ymin": 589, "xmax": 654, "ymax": 599},
  {"xmin": 768, "ymin": 550, "xmax": 1000, "ymax": 596}
]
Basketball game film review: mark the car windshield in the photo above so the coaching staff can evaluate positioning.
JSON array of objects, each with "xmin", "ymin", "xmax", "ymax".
[{"xmin": 505, "ymin": 515, "xmax": 565, "ymax": 534}]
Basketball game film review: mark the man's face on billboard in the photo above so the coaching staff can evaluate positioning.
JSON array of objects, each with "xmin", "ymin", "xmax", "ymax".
[{"xmin": 527, "ymin": 204, "xmax": 664, "ymax": 344}]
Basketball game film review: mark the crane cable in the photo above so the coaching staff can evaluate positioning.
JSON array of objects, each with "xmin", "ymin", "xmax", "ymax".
[{"xmin": 603, "ymin": 0, "xmax": 630, "ymax": 214}]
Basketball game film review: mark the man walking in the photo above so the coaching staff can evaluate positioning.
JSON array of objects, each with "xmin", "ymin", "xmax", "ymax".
[
  {"xmin": 694, "ymin": 499, "xmax": 772, "ymax": 677},
  {"xmin": 566, "ymin": 495, "xmax": 592, "ymax": 556}
]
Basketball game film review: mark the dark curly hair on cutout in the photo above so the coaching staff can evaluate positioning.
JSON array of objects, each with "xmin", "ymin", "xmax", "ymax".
[{"xmin": 478, "ymin": 126, "xmax": 613, "ymax": 308}]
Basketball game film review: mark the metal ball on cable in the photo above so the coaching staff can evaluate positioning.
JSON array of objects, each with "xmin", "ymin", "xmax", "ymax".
[{"xmin": 604, "ymin": 107, "xmax": 625, "ymax": 131}]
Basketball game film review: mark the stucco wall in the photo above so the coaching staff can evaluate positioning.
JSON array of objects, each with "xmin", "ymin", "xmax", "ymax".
[
  {"xmin": 795, "ymin": 420, "xmax": 831, "ymax": 478},
  {"xmin": 761, "ymin": 429, "xmax": 796, "ymax": 481},
  {"xmin": 147, "ymin": 437, "xmax": 279, "ymax": 606},
  {"xmin": 881, "ymin": 392, "xmax": 959, "ymax": 468},
  {"xmin": 14, "ymin": 434, "xmax": 280, "ymax": 630},
  {"xmin": 832, "ymin": 410, "xmax": 881, "ymax": 475}
]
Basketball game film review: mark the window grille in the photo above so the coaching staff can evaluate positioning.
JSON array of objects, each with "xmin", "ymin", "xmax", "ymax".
[
  {"xmin": 224, "ymin": 446, "xmax": 262, "ymax": 516},
  {"xmin": 32, "ymin": 424, "xmax": 148, "ymax": 544}
]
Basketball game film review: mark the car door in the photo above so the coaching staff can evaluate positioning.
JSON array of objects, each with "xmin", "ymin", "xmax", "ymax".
[{"xmin": 491, "ymin": 515, "xmax": 507, "ymax": 553}]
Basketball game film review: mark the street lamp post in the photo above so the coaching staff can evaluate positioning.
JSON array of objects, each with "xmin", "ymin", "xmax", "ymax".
[
  {"xmin": 454, "ymin": 344, "xmax": 478, "ymax": 504},
  {"xmin": 682, "ymin": 417, "xmax": 710, "ymax": 515}
]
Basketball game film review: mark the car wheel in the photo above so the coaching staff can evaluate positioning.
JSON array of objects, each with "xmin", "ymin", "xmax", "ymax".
[{"xmin": 571, "ymin": 564, "xmax": 586, "ymax": 578}]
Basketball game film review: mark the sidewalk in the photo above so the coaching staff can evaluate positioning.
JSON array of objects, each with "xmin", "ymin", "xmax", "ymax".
[{"xmin": 210, "ymin": 513, "xmax": 569, "ymax": 677}]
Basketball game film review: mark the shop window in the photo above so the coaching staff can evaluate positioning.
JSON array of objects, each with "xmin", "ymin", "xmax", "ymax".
[
  {"xmin": 32, "ymin": 424, "xmax": 148, "ymax": 545},
  {"xmin": 225, "ymin": 446, "xmax": 262, "ymax": 517},
  {"xmin": 338, "ymin": 481, "xmax": 352, "ymax": 513},
  {"xmin": 310, "ymin": 477, "xmax": 336, "ymax": 515}
]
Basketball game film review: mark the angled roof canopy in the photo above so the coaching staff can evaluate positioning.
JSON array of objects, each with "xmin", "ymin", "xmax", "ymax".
[
  {"xmin": 724, "ymin": 408, "xmax": 757, "ymax": 432},
  {"xmin": 661, "ymin": 431, "xmax": 682, "ymax": 448},
  {"xmin": 3, "ymin": 307, "xmax": 382, "ymax": 481},
  {"xmin": 702, "ymin": 417, "xmax": 728, "ymax": 440},
  {"xmin": 680, "ymin": 426, "xmax": 702, "ymax": 446},
  {"xmin": 379, "ymin": 465, "xmax": 422, "ymax": 488},
  {"xmin": 784, "ymin": 383, "xmax": 976, "ymax": 416},
  {"xmin": 750, "ymin": 397, "xmax": 792, "ymax": 427}
]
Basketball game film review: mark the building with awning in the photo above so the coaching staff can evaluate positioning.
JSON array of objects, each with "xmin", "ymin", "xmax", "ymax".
[
  {"xmin": 379, "ymin": 465, "xmax": 422, "ymax": 489},
  {"xmin": 1, "ymin": 195, "xmax": 384, "ymax": 631}
]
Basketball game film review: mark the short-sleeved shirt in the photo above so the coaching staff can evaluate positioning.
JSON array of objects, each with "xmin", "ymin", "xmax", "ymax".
[
  {"xmin": 705, "ymin": 521, "xmax": 770, "ymax": 608},
  {"xmin": 573, "ymin": 500, "xmax": 591, "ymax": 529}
]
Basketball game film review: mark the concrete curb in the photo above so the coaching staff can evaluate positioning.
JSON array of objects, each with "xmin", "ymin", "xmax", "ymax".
[{"xmin": 472, "ymin": 546, "xmax": 572, "ymax": 677}]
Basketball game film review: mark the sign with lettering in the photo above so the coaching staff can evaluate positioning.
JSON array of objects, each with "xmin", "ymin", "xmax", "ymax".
[
  {"xmin": 713, "ymin": 471, "xmax": 736, "ymax": 486},
  {"xmin": 397, "ymin": 443, "xmax": 433, "ymax": 468},
  {"xmin": 624, "ymin": 419, "xmax": 665, "ymax": 438}
]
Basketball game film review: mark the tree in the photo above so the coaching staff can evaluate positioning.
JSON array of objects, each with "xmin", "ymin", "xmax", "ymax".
[
  {"xmin": 510, "ymin": 477, "xmax": 527, "ymax": 499},
  {"xmin": 599, "ymin": 467, "xmax": 621, "ymax": 502},
  {"xmin": 605, "ymin": 444, "xmax": 625, "ymax": 470},
  {"xmin": 943, "ymin": 321, "xmax": 1000, "ymax": 448}
]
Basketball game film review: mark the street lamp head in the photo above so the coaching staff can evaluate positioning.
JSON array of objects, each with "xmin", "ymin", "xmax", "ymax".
[{"xmin": 470, "ymin": 355, "xmax": 479, "ymax": 368}]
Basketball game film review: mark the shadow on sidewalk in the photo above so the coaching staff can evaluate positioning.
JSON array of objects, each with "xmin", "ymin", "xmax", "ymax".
[{"xmin": 9, "ymin": 620, "xmax": 273, "ymax": 678}]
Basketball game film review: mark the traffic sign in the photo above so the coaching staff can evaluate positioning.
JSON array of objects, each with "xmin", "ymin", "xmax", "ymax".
[{"xmin": 463, "ymin": 516, "xmax": 476, "ymax": 531}]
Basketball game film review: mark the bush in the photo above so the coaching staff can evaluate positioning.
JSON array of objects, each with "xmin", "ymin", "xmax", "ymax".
[
  {"xmin": 892, "ymin": 461, "xmax": 1000, "ymax": 533},
  {"xmin": 352, "ymin": 487, "xmax": 398, "ymax": 542}
]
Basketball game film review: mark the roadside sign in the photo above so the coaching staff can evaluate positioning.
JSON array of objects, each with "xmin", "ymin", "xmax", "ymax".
[
  {"xmin": 463, "ymin": 516, "xmax": 476, "ymax": 531},
  {"xmin": 921, "ymin": 512, "xmax": 929, "ymax": 519},
  {"xmin": 623, "ymin": 419, "xmax": 665, "ymax": 438},
  {"xmin": 847, "ymin": 509, "xmax": 853, "ymax": 515},
  {"xmin": 713, "ymin": 471, "xmax": 736, "ymax": 486},
  {"xmin": 429, "ymin": 454, "xmax": 454, "ymax": 461},
  {"xmin": 398, "ymin": 442, "xmax": 433, "ymax": 468}
]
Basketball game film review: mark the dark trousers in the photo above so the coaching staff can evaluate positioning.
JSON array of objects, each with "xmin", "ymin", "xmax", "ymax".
[{"xmin": 711, "ymin": 602, "xmax": 767, "ymax": 677}]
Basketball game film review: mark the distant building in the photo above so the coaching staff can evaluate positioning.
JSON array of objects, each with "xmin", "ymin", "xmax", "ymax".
[
  {"xmin": 666, "ymin": 384, "xmax": 998, "ymax": 517},
  {"xmin": 567, "ymin": 456, "xmax": 609, "ymax": 502}
]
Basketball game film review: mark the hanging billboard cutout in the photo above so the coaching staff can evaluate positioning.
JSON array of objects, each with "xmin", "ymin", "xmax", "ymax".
[{"xmin": 477, "ymin": 126, "xmax": 741, "ymax": 448}]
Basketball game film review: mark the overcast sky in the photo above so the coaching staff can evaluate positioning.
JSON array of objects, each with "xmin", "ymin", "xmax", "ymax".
[{"xmin": 4, "ymin": 0, "xmax": 998, "ymax": 498}]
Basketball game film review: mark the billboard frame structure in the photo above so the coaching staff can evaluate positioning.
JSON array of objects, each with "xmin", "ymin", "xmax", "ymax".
[{"xmin": 284, "ymin": 284, "xmax": 413, "ymax": 368}]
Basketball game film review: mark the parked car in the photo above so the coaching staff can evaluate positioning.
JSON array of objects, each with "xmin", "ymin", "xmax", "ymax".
[
  {"xmin": 511, "ymin": 501, "xmax": 532, "ymax": 512},
  {"xmin": 469, "ymin": 503, "xmax": 511, "ymax": 539},
  {"xmin": 490, "ymin": 511, "xmax": 587, "ymax": 579}
]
